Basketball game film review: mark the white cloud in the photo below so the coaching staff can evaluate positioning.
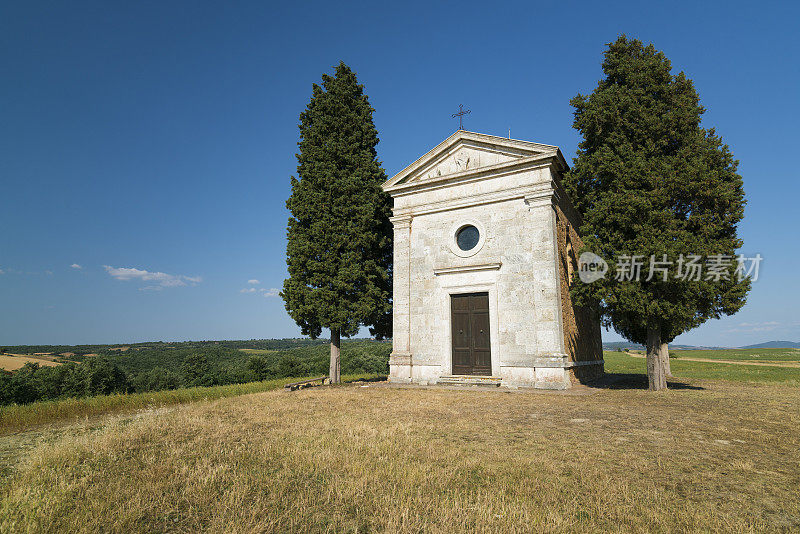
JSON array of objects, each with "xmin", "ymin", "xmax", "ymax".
[
  {"xmin": 103, "ymin": 265, "xmax": 201, "ymax": 289},
  {"xmin": 45, "ymin": 270, "xmax": 53, "ymax": 276},
  {"xmin": 70, "ymin": 264, "xmax": 82, "ymax": 270},
  {"xmin": 240, "ymin": 286, "xmax": 280, "ymax": 297},
  {"xmin": 0, "ymin": 268, "xmax": 4, "ymax": 275},
  {"xmin": 248, "ymin": 279, "xmax": 260, "ymax": 285}
]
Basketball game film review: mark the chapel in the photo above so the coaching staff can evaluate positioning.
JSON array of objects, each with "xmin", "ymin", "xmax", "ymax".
[{"xmin": 382, "ymin": 130, "xmax": 603, "ymax": 389}]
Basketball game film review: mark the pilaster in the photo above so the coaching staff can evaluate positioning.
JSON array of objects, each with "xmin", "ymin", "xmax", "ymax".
[
  {"xmin": 523, "ymin": 176, "xmax": 568, "ymax": 359},
  {"xmin": 389, "ymin": 214, "xmax": 413, "ymax": 382}
]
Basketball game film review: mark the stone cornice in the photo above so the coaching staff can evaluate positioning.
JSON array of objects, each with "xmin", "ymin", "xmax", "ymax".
[
  {"xmin": 433, "ymin": 262, "xmax": 502, "ymax": 276},
  {"xmin": 385, "ymin": 153, "xmax": 559, "ymax": 196},
  {"xmin": 392, "ymin": 183, "xmax": 544, "ymax": 218},
  {"xmin": 383, "ymin": 130, "xmax": 565, "ymax": 191}
]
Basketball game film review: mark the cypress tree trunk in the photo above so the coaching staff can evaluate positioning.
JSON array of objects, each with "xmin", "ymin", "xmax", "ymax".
[
  {"xmin": 329, "ymin": 328, "xmax": 341, "ymax": 384},
  {"xmin": 660, "ymin": 341, "xmax": 673, "ymax": 378},
  {"xmin": 646, "ymin": 325, "xmax": 667, "ymax": 391}
]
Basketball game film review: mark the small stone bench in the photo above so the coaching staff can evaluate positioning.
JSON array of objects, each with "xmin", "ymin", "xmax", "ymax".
[{"xmin": 284, "ymin": 376, "xmax": 328, "ymax": 391}]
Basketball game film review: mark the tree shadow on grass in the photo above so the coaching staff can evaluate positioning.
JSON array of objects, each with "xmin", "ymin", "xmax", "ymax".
[
  {"xmin": 586, "ymin": 373, "xmax": 705, "ymax": 390},
  {"xmin": 344, "ymin": 375, "xmax": 387, "ymax": 384}
]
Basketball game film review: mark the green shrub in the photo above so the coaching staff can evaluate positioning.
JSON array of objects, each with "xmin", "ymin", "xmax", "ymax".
[{"xmin": 0, "ymin": 339, "xmax": 391, "ymax": 407}]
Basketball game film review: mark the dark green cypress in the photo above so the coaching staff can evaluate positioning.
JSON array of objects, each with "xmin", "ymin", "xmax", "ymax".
[
  {"xmin": 282, "ymin": 62, "xmax": 392, "ymax": 383},
  {"xmin": 564, "ymin": 36, "xmax": 749, "ymax": 390}
]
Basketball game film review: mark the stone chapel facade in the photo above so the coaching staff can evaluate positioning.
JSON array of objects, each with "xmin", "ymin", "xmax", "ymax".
[{"xmin": 382, "ymin": 131, "xmax": 603, "ymax": 389}]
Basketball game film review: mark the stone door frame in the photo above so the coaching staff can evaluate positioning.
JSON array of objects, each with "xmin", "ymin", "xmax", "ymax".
[
  {"xmin": 439, "ymin": 280, "xmax": 501, "ymax": 377},
  {"xmin": 450, "ymin": 292, "xmax": 492, "ymax": 376}
]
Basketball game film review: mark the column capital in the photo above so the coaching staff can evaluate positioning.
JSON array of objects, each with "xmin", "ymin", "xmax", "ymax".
[
  {"xmin": 523, "ymin": 180, "xmax": 560, "ymax": 210},
  {"xmin": 390, "ymin": 214, "xmax": 413, "ymax": 229}
]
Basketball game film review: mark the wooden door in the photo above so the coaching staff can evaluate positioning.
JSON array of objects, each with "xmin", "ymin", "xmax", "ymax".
[{"xmin": 451, "ymin": 293, "xmax": 492, "ymax": 376}]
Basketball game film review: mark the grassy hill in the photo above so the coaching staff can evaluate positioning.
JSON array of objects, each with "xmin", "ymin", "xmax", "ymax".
[{"xmin": 1, "ymin": 366, "xmax": 798, "ymax": 532}]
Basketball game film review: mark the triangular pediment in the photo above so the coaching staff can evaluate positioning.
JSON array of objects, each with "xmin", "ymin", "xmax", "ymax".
[{"xmin": 383, "ymin": 131, "xmax": 564, "ymax": 191}]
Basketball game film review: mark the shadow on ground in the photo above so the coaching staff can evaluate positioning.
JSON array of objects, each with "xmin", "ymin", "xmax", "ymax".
[
  {"xmin": 345, "ymin": 375, "xmax": 387, "ymax": 384},
  {"xmin": 587, "ymin": 373, "xmax": 705, "ymax": 390}
]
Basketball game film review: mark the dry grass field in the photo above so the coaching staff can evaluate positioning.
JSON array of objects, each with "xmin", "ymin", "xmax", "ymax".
[
  {"xmin": 0, "ymin": 354, "xmax": 62, "ymax": 372},
  {"xmin": 1, "ymin": 374, "xmax": 798, "ymax": 533}
]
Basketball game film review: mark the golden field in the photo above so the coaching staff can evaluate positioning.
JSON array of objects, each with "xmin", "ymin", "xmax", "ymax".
[
  {"xmin": 0, "ymin": 354, "xmax": 62, "ymax": 372},
  {"xmin": 1, "ymin": 373, "xmax": 798, "ymax": 533}
]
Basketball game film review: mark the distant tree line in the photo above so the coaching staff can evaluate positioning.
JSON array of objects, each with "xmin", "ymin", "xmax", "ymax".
[
  {"xmin": 1, "ymin": 338, "xmax": 329, "ymax": 356},
  {"xmin": 246, "ymin": 342, "xmax": 390, "ymax": 381},
  {"xmin": 0, "ymin": 340, "xmax": 390, "ymax": 406}
]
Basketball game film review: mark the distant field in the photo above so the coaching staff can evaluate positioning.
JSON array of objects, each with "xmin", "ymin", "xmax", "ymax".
[
  {"xmin": 1, "ymin": 340, "xmax": 391, "ymax": 410},
  {"xmin": 604, "ymin": 351, "xmax": 800, "ymax": 383},
  {"xmin": 238, "ymin": 348, "xmax": 276, "ymax": 355},
  {"xmin": 0, "ymin": 355, "xmax": 62, "ymax": 372},
  {"xmin": 623, "ymin": 347, "xmax": 800, "ymax": 362},
  {"xmin": 1, "ymin": 338, "xmax": 330, "ymax": 356},
  {"xmin": 673, "ymin": 348, "xmax": 800, "ymax": 362}
]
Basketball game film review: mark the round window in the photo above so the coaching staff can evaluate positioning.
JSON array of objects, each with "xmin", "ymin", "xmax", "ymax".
[{"xmin": 456, "ymin": 225, "xmax": 480, "ymax": 251}]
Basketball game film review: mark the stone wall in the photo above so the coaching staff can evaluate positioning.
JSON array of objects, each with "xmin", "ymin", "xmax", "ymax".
[
  {"xmin": 401, "ymin": 169, "xmax": 566, "ymax": 386},
  {"xmin": 554, "ymin": 187, "xmax": 604, "ymax": 384}
]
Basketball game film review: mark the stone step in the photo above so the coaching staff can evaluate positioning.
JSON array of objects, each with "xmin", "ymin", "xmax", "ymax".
[{"xmin": 437, "ymin": 375, "xmax": 502, "ymax": 387}]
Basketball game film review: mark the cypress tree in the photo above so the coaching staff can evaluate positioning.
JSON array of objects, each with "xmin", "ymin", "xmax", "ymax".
[
  {"xmin": 564, "ymin": 36, "xmax": 749, "ymax": 390},
  {"xmin": 282, "ymin": 62, "xmax": 392, "ymax": 383}
]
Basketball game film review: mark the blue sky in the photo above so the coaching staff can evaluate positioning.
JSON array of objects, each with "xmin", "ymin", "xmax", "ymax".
[{"xmin": 1, "ymin": 1, "xmax": 798, "ymax": 346}]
